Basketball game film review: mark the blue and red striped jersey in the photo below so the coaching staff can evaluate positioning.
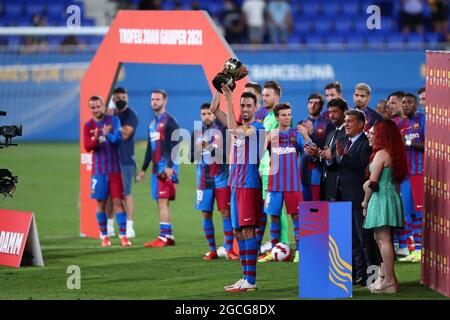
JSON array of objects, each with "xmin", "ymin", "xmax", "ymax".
[
  {"xmin": 396, "ymin": 112, "xmax": 425, "ymax": 175},
  {"xmin": 228, "ymin": 121, "xmax": 265, "ymax": 189},
  {"xmin": 84, "ymin": 115, "xmax": 122, "ymax": 175},
  {"xmin": 192, "ymin": 122, "xmax": 229, "ymax": 189},
  {"xmin": 142, "ymin": 112, "xmax": 180, "ymax": 175},
  {"xmin": 254, "ymin": 107, "xmax": 269, "ymax": 122},
  {"xmin": 268, "ymin": 128, "xmax": 304, "ymax": 192}
]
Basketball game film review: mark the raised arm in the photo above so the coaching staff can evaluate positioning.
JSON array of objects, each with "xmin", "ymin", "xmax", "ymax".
[
  {"xmin": 222, "ymin": 84, "xmax": 255, "ymax": 136},
  {"xmin": 209, "ymin": 90, "xmax": 228, "ymax": 127}
]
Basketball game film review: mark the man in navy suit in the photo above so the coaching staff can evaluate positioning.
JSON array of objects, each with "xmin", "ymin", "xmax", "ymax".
[{"xmin": 335, "ymin": 109, "xmax": 372, "ymax": 285}]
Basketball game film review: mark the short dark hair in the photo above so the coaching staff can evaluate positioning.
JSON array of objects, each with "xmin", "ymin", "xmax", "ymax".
[
  {"xmin": 200, "ymin": 102, "xmax": 211, "ymax": 110},
  {"xmin": 345, "ymin": 109, "xmax": 366, "ymax": 124},
  {"xmin": 152, "ymin": 89, "xmax": 168, "ymax": 100},
  {"xmin": 273, "ymin": 103, "xmax": 291, "ymax": 117},
  {"xmin": 417, "ymin": 87, "xmax": 425, "ymax": 95},
  {"xmin": 245, "ymin": 82, "xmax": 262, "ymax": 95},
  {"xmin": 404, "ymin": 92, "xmax": 418, "ymax": 101},
  {"xmin": 263, "ymin": 80, "xmax": 282, "ymax": 96},
  {"xmin": 308, "ymin": 93, "xmax": 325, "ymax": 111},
  {"xmin": 89, "ymin": 95, "xmax": 104, "ymax": 104},
  {"xmin": 113, "ymin": 87, "xmax": 127, "ymax": 95},
  {"xmin": 324, "ymin": 81, "xmax": 342, "ymax": 94},
  {"xmin": 328, "ymin": 98, "xmax": 348, "ymax": 112},
  {"xmin": 387, "ymin": 91, "xmax": 405, "ymax": 100},
  {"xmin": 240, "ymin": 91, "xmax": 257, "ymax": 105}
]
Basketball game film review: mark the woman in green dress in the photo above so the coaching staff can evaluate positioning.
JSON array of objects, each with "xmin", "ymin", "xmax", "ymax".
[{"xmin": 362, "ymin": 120, "xmax": 408, "ymax": 294}]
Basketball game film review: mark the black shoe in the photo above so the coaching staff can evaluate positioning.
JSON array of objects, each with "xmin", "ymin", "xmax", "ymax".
[{"xmin": 352, "ymin": 276, "xmax": 367, "ymax": 286}]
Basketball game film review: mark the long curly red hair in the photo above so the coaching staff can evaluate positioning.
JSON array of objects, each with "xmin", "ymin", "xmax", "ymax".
[{"xmin": 370, "ymin": 120, "xmax": 408, "ymax": 184}]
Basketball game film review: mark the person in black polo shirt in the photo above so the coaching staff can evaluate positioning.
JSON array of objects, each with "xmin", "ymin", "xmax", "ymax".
[{"xmin": 107, "ymin": 87, "xmax": 139, "ymax": 238}]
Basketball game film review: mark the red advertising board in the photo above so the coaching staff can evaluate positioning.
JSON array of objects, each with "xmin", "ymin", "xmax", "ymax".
[{"xmin": 0, "ymin": 209, "xmax": 43, "ymax": 268}]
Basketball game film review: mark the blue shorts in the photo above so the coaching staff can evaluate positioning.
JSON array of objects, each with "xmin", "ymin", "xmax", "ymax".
[
  {"xmin": 195, "ymin": 188, "xmax": 230, "ymax": 212},
  {"xmin": 264, "ymin": 191, "xmax": 302, "ymax": 215},
  {"xmin": 120, "ymin": 164, "xmax": 135, "ymax": 196},
  {"xmin": 90, "ymin": 173, "xmax": 123, "ymax": 201}
]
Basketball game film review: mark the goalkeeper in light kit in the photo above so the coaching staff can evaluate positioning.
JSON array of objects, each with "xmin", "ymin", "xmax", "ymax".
[{"xmin": 83, "ymin": 95, "xmax": 132, "ymax": 247}]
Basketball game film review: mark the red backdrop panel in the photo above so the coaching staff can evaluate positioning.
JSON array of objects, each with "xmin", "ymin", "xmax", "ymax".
[{"xmin": 421, "ymin": 50, "xmax": 450, "ymax": 297}]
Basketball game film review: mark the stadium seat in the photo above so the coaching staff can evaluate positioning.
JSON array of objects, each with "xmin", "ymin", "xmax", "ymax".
[
  {"xmin": 302, "ymin": 3, "xmax": 321, "ymax": 16},
  {"xmin": 385, "ymin": 33, "xmax": 405, "ymax": 49},
  {"xmin": 304, "ymin": 34, "xmax": 324, "ymax": 49},
  {"xmin": 47, "ymin": 16, "xmax": 67, "ymax": 26},
  {"xmin": 346, "ymin": 34, "xmax": 365, "ymax": 49},
  {"xmin": 335, "ymin": 19, "xmax": 353, "ymax": 33},
  {"xmin": 47, "ymin": 3, "xmax": 65, "ymax": 19},
  {"xmin": 374, "ymin": 17, "xmax": 397, "ymax": 34},
  {"xmin": 322, "ymin": 2, "xmax": 340, "ymax": 17},
  {"xmin": 426, "ymin": 32, "xmax": 442, "ymax": 49},
  {"xmin": 294, "ymin": 20, "xmax": 313, "ymax": 35},
  {"xmin": 7, "ymin": 36, "xmax": 22, "ymax": 47},
  {"xmin": 405, "ymin": 33, "xmax": 425, "ymax": 49},
  {"xmin": 342, "ymin": 3, "xmax": 359, "ymax": 16},
  {"xmin": 354, "ymin": 19, "xmax": 370, "ymax": 34},
  {"xmin": 25, "ymin": 3, "xmax": 46, "ymax": 17},
  {"xmin": 366, "ymin": 33, "xmax": 385, "ymax": 49},
  {"xmin": 288, "ymin": 32, "xmax": 302, "ymax": 44},
  {"xmin": 326, "ymin": 34, "xmax": 346, "ymax": 49},
  {"xmin": 82, "ymin": 18, "xmax": 97, "ymax": 27},
  {"xmin": 4, "ymin": 3, "xmax": 23, "ymax": 17},
  {"xmin": 315, "ymin": 20, "xmax": 333, "ymax": 34}
]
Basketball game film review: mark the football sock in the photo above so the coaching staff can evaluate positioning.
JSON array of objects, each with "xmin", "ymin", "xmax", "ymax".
[
  {"xmin": 115, "ymin": 212, "xmax": 127, "ymax": 236},
  {"xmin": 293, "ymin": 218, "xmax": 300, "ymax": 251},
  {"xmin": 244, "ymin": 237, "xmax": 258, "ymax": 285},
  {"xmin": 96, "ymin": 212, "xmax": 108, "ymax": 237},
  {"xmin": 202, "ymin": 215, "xmax": 216, "ymax": 252},
  {"xmin": 256, "ymin": 213, "xmax": 267, "ymax": 249},
  {"xmin": 237, "ymin": 239, "xmax": 246, "ymax": 280},
  {"xmin": 222, "ymin": 217, "xmax": 233, "ymax": 252},
  {"xmin": 160, "ymin": 223, "xmax": 173, "ymax": 238},
  {"xmin": 270, "ymin": 220, "xmax": 280, "ymax": 248}
]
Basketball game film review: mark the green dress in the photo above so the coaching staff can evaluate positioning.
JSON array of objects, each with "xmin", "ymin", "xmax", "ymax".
[{"xmin": 363, "ymin": 166, "xmax": 404, "ymax": 229}]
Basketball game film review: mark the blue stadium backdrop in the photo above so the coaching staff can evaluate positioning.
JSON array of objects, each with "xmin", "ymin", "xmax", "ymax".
[{"xmin": 0, "ymin": 49, "xmax": 426, "ymax": 141}]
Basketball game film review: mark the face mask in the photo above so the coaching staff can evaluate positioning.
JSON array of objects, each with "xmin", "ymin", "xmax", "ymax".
[{"xmin": 115, "ymin": 100, "xmax": 127, "ymax": 110}]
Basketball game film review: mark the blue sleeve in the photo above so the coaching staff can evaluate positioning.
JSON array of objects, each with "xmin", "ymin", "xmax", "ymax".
[
  {"xmin": 107, "ymin": 116, "xmax": 123, "ymax": 144},
  {"xmin": 296, "ymin": 131, "xmax": 305, "ymax": 154},
  {"xmin": 165, "ymin": 117, "xmax": 181, "ymax": 168},
  {"xmin": 142, "ymin": 128, "xmax": 152, "ymax": 171},
  {"xmin": 420, "ymin": 113, "xmax": 425, "ymax": 142},
  {"xmin": 123, "ymin": 109, "xmax": 139, "ymax": 129}
]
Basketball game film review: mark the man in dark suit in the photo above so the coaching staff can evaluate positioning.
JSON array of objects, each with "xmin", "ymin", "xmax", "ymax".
[
  {"xmin": 334, "ymin": 109, "xmax": 372, "ymax": 285},
  {"xmin": 317, "ymin": 98, "xmax": 349, "ymax": 201}
]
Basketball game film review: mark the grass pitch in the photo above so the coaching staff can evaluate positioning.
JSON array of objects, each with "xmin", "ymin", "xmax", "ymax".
[{"xmin": 0, "ymin": 142, "xmax": 447, "ymax": 300}]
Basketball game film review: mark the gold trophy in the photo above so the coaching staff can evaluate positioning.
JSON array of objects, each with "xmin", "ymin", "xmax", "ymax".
[{"xmin": 212, "ymin": 58, "xmax": 248, "ymax": 93}]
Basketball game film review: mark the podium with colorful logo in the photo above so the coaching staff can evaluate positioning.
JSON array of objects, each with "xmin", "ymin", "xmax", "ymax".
[{"xmin": 298, "ymin": 202, "xmax": 352, "ymax": 298}]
